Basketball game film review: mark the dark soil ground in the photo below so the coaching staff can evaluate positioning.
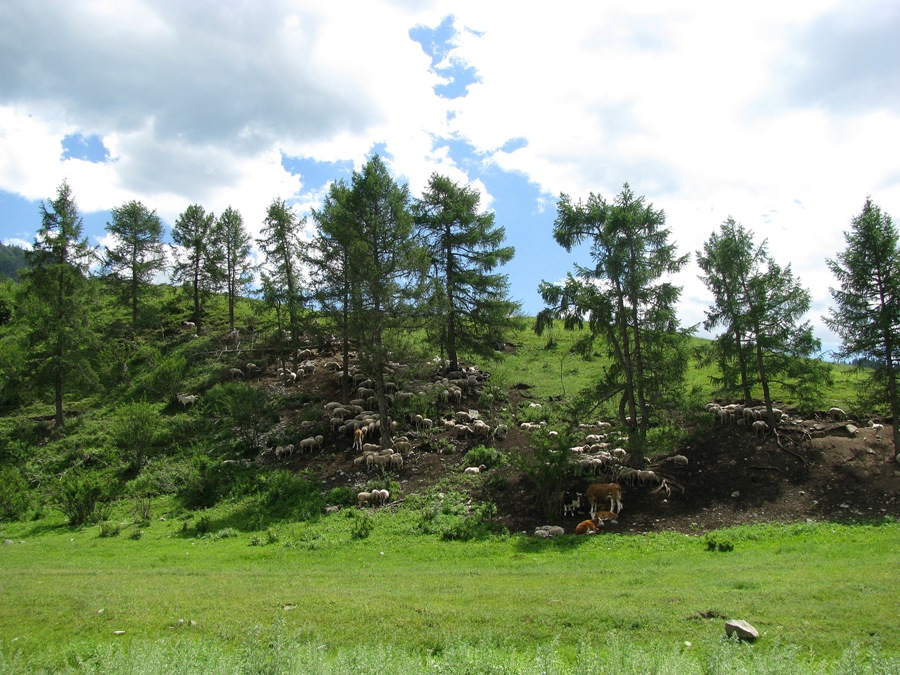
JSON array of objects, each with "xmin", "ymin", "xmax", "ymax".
[{"xmin": 262, "ymin": 358, "xmax": 900, "ymax": 536}]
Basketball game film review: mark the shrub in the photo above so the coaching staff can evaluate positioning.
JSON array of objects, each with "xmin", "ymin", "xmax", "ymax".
[
  {"xmin": 705, "ymin": 534, "xmax": 735, "ymax": 552},
  {"xmin": 48, "ymin": 470, "xmax": 116, "ymax": 526},
  {"xmin": 509, "ymin": 431, "xmax": 575, "ymax": 518},
  {"xmin": 98, "ymin": 520, "xmax": 120, "ymax": 538},
  {"xmin": 110, "ymin": 401, "xmax": 162, "ymax": 472},
  {"xmin": 203, "ymin": 382, "xmax": 278, "ymax": 451},
  {"xmin": 409, "ymin": 489, "xmax": 498, "ymax": 541},
  {"xmin": 0, "ymin": 465, "xmax": 32, "ymax": 522},
  {"xmin": 464, "ymin": 445, "xmax": 507, "ymax": 470},
  {"xmin": 257, "ymin": 470, "xmax": 324, "ymax": 522},
  {"xmin": 325, "ymin": 486, "xmax": 357, "ymax": 508},
  {"xmin": 349, "ymin": 511, "xmax": 374, "ymax": 539}
]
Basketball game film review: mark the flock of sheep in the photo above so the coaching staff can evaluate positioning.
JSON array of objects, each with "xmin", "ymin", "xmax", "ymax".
[{"xmin": 174, "ymin": 337, "xmax": 695, "ymax": 532}]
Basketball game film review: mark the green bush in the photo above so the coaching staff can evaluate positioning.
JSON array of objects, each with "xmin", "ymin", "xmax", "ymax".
[
  {"xmin": 203, "ymin": 382, "xmax": 278, "ymax": 451},
  {"xmin": 463, "ymin": 445, "xmax": 507, "ymax": 469},
  {"xmin": 110, "ymin": 401, "xmax": 162, "ymax": 472},
  {"xmin": 704, "ymin": 534, "xmax": 735, "ymax": 552},
  {"xmin": 98, "ymin": 520, "xmax": 120, "ymax": 537},
  {"xmin": 0, "ymin": 465, "xmax": 32, "ymax": 522},
  {"xmin": 349, "ymin": 510, "xmax": 374, "ymax": 539},
  {"xmin": 409, "ymin": 489, "xmax": 498, "ymax": 541},
  {"xmin": 257, "ymin": 470, "xmax": 324, "ymax": 522},
  {"xmin": 47, "ymin": 470, "xmax": 117, "ymax": 526},
  {"xmin": 325, "ymin": 486, "xmax": 357, "ymax": 508}
]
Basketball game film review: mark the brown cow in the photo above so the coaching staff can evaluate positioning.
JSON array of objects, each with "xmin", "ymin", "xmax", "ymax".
[
  {"xmin": 585, "ymin": 483, "xmax": 623, "ymax": 518},
  {"xmin": 574, "ymin": 518, "xmax": 600, "ymax": 535}
]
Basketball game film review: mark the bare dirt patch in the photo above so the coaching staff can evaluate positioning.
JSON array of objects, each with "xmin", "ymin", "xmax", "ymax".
[{"xmin": 254, "ymin": 358, "xmax": 899, "ymax": 536}]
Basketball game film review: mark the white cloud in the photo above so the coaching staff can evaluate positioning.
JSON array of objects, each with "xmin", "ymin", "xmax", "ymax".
[{"xmin": 0, "ymin": 0, "xmax": 898, "ymax": 354}]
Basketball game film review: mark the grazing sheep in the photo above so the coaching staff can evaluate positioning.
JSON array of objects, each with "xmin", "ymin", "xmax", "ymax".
[
  {"xmin": 828, "ymin": 407, "xmax": 846, "ymax": 421},
  {"xmin": 635, "ymin": 470, "xmax": 656, "ymax": 485},
  {"xmin": 464, "ymin": 464, "xmax": 486, "ymax": 475},
  {"xmin": 298, "ymin": 437, "xmax": 318, "ymax": 453},
  {"xmin": 375, "ymin": 488, "xmax": 390, "ymax": 506},
  {"xmin": 751, "ymin": 420, "xmax": 769, "ymax": 436},
  {"xmin": 389, "ymin": 454, "xmax": 404, "ymax": 470},
  {"xmin": 325, "ymin": 505, "xmax": 341, "ymax": 515},
  {"xmin": 275, "ymin": 444, "xmax": 294, "ymax": 460},
  {"xmin": 176, "ymin": 393, "xmax": 197, "ymax": 406},
  {"xmin": 229, "ymin": 367, "xmax": 244, "ymax": 379},
  {"xmin": 357, "ymin": 491, "xmax": 373, "ymax": 508},
  {"xmin": 668, "ymin": 454, "xmax": 689, "ymax": 466},
  {"xmin": 575, "ymin": 519, "xmax": 600, "ymax": 535},
  {"xmin": 585, "ymin": 483, "xmax": 623, "ymax": 518},
  {"xmin": 245, "ymin": 362, "xmax": 260, "ymax": 374}
]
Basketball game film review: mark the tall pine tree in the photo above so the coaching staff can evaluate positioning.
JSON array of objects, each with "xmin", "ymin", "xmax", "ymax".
[
  {"xmin": 414, "ymin": 173, "xmax": 521, "ymax": 372},
  {"xmin": 826, "ymin": 198, "xmax": 900, "ymax": 459},
  {"xmin": 102, "ymin": 200, "xmax": 166, "ymax": 331},
  {"xmin": 21, "ymin": 181, "xmax": 97, "ymax": 427}
]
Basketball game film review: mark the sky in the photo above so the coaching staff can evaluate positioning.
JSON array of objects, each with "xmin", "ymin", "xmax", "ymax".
[{"xmin": 1, "ymin": 0, "xmax": 899, "ymax": 357}]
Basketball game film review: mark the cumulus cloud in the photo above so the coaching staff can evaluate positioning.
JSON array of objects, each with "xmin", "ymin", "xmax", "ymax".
[{"xmin": 0, "ymin": 0, "xmax": 898, "ymax": 354}]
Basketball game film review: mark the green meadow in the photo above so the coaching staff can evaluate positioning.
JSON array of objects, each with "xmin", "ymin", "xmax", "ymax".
[{"xmin": 1, "ymin": 501, "xmax": 897, "ymax": 673}]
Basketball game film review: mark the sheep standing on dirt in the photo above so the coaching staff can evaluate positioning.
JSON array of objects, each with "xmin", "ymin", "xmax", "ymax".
[
  {"xmin": 828, "ymin": 407, "xmax": 846, "ymax": 421},
  {"xmin": 752, "ymin": 420, "xmax": 769, "ymax": 437}
]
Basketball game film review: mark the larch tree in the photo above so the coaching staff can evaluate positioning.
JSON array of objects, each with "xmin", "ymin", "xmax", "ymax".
[
  {"xmin": 414, "ymin": 173, "xmax": 522, "ymax": 372},
  {"xmin": 102, "ymin": 200, "xmax": 166, "ymax": 331},
  {"xmin": 826, "ymin": 197, "xmax": 900, "ymax": 459},
  {"xmin": 215, "ymin": 206, "xmax": 254, "ymax": 333},
  {"xmin": 308, "ymin": 179, "xmax": 357, "ymax": 403},
  {"xmin": 696, "ymin": 218, "xmax": 765, "ymax": 404},
  {"xmin": 20, "ymin": 181, "xmax": 98, "ymax": 427},
  {"xmin": 171, "ymin": 204, "xmax": 221, "ymax": 332},
  {"xmin": 698, "ymin": 218, "xmax": 830, "ymax": 425},
  {"xmin": 536, "ymin": 184, "xmax": 690, "ymax": 458},
  {"xmin": 342, "ymin": 155, "xmax": 429, "ymax": 447},
  {"xmin": 257, "ymin": 198, "xmax": 306, "ymax": 360}
]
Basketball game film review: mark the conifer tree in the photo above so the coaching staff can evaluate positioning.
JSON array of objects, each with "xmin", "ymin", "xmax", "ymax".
[
  {"xmin": 102, "ymin": 200, "xmax": 166, "ymax": 331},
  {"xmin": 826, "ymin": 198, "xmax": 900, "ymax": 459},
  {"xmin": 21, "ymin": 181, "xmax": 97, "ymax": 427}
]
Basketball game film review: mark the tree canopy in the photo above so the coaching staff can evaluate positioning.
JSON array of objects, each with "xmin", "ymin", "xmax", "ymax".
[{"xmin": 826, "ymin": 197, "xmax": 900, "ymax": 458}]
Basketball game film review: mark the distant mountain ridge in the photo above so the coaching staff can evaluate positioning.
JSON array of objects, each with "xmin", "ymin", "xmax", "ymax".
[{"xmin": 0, "ymin": 242, "xmax": 26, "ymax": 279}]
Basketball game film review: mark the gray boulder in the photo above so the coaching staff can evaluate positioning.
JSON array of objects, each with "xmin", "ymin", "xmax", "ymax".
[{"xmin": 725, "ymin": 619, "xmax": 759, "ymax": 641}]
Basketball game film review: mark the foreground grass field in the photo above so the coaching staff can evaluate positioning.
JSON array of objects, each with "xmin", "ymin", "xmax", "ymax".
[{"xmin": 1, "ymin": 502, "xmax": 897, "ymax": 673}]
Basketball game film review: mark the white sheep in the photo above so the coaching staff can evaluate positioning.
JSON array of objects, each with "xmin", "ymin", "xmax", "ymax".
[
  {"xmin": 868, "ymin": 420, "xmax": 884, "ymax": 435},
  {"xmin": 464, "ymin": 464, "xmax": 487, "ymax": 475},
  {"xmin": 298, "ymin": 437, "xmax": 318, "ymax": 453},
  {"xmin": 176, "ymin": 393, "xmax": 197, "ymax": 406},
  {"xmin": 668, "ymin": 454, "xmax": 689, "ymax": 466},
  {"xmin": 828, "ymin": 407, "xmax": 846, "ymax": 421},
  {"xmin": 389, "ymin": 454, "xmax": 404, "ymax": 470},
  {"xmin": 357, "ymin": 491, "xmax": 373, "ymax": 508},
  {"xmin": 229, "ymin": 367, "xmax": 244, "ymax": 379},
  {"xmin": 751, "ymin": 420, "xmax": 769, "ymax": 436}
]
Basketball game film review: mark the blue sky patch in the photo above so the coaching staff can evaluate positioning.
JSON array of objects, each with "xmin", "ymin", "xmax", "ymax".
[
  {"xmin": 409, "ymin": 15, "xmax": 481, "ymax": 99},
  {"xmin": 61, "ymin": 132, "xmax": 110, "ymax": 163},
  {"xmin": 281, "ymin": 153, "xmax": 354, "ymax": 191}
]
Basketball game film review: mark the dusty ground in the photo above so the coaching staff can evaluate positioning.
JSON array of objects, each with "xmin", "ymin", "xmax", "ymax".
[{"xmin": 263, "ymin": 361, "xmax": 900, "ymax": 536}]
